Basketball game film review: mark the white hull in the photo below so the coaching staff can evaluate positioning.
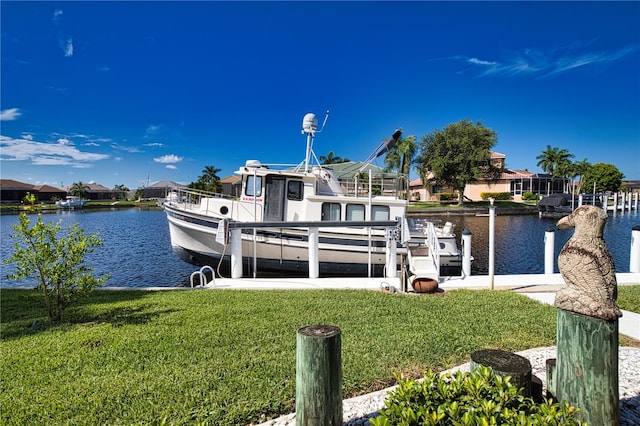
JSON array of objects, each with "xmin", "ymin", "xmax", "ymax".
[{"xmin": 165, "ymin": 205, "xmax": 393, "ymax": 276}]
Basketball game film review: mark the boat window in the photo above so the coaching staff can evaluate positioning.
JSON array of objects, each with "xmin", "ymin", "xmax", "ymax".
[
  {"xmin": 371, "ymin": 205, "xmax": 390, "ymax": 220},
  {"xmin": 321, "ymin": 203, "xmax": 341, "ymax": 221},
  {"xmin": 346, "ymin": 204, "xmax": 365, "ymax": 221},
  {"xmin": 245, "ymin": 175, "xmax": 262, "ymax": 197},
  {"xmin": 287, "ymin": 180, "xmax": 304, "ymax": 201}
]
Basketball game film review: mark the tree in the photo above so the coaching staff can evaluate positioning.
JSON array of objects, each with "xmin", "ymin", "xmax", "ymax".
[
  {"xmin": 319, "ymin": 151, "xmax": 350, "ymax": 165},
  {"xmin": 581, "ymin": 163, "xmax": 624, "ymax": 193},
  {"xmin": 384, "ymin": 135, "xmax": 417, "ymax": 176},
  {"xmin": 569, "ymin": 158, "xmax": 592, "ymax": 194},
  {"xmin": 113, "ymin": 184, "xmax": 130, "ymax": 200},
  {"xmin": 22, "ymin": 192, "xmax": 39, "ymax": 212},
  {"xmin": 69, "ymin": 181, "xmax": 89, "ymax": 198},
  {"xmin": 188, "ymin": 165, "xmax": 222, "ymax": 193},
  {"xmin": 535, "ymin": 146, "xmax": 575, "ymax": 192},
  {"xmin": 416, "ymin": 119, "xmax": 500, "ymax": 205},
  {"xmin": 3, "ymin": 214, "xmax": 110, "ymax": 322}
]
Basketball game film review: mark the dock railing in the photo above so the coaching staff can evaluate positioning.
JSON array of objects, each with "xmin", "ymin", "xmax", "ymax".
[{"xmin": 219, "ymin": 218, "xmax": 404, "ymax": 280}]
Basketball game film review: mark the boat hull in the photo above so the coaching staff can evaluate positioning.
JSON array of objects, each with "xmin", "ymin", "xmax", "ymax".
[{"xmin": 165, "ymin": 205, "xmax": 392, "ymax": 277}]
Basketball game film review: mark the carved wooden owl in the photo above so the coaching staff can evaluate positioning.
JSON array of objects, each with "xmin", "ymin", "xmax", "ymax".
[{"xmin": 555, "ymin": 205, "xmax": 622, "ymax": 320}]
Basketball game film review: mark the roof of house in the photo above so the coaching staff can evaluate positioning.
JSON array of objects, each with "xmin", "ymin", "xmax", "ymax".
[
  {"xmin": 147, "ymin": 180, "xmax": 185, "ymax": 189},
  {"xmin": 220, "ymin": 175, "xmax": 241, "ymax": 184},
  {"xmin": 32, "ymin": 184, "xmax": 65, "ymax": 192},
  {"xmin": 0, "ymin": 179, "xmax": 34, "ymax": 190}
]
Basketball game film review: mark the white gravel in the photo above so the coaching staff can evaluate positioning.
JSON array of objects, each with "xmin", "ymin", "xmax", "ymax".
[{"xmin": 257, "ymin": 346, "xmax": 640, "ymax": 426}]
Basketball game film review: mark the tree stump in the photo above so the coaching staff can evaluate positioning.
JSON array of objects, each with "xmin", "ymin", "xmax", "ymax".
[
  {"xmin": 296, "ymin": 325, "xmax": 342, "ymax": 426},
  {"xmin": 470, "ymin": 349, "xmax": 532, "ymax": 397}
]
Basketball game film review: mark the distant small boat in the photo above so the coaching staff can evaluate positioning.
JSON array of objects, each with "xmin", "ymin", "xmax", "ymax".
[{"xmin": 56, "ymin": 196, "xmax": 86, "ymax": 209}]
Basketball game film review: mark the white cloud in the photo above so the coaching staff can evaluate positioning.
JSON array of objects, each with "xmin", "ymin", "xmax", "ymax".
[
  {"xmin": 110, "ymin": 143, "xmax": 141, "ymax": 153},
  {"xmin": 0, "ymin": 108, "xmax": 21, "ymax": 121},
  {"xmin": 468, "ymin": 58, "xmax": 496, "ymax": 66},
  {"xmin": 166, "ymin": 165, "xmax": 177, "ymax": 170},
  {"xmin": 144, "ymin": 142, "xmax": 164, "ymax": 147},
  {"xmin": 63, "ymin": 37, "xmax": 74, "ymax": 57},
  {"xmin": 0, "ymin": 135, "xmax": 109, "ymax": 167},
  {"xmin": 461, "ymin": 44, "xmax": 639, "ymax": 78},
  {"xmin": 154, "ymin": 154, "xmax": 183, "ymax": 164}
]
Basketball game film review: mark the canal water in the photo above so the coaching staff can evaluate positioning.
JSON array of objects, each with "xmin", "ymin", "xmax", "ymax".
[{"xmin": 1, "ymin": 208, "xmax": 638, "ymax": 288}]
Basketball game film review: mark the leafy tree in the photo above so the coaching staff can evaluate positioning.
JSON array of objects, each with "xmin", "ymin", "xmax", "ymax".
[
  {"xmin": 188, "ymin": 165, "xmax": 222, "ymax": 193},
  {"xmin": 319, "ymin": 151, "xmax": 350, "ymax": 165},
  {"xmin": 384, "ymin": 135, "xmax": 417, "ymax": 176},
  {"xmin": 581, "ymin": 163, "xmax": 624, "ymax": 193},
  {"xmin": 69, "ymin": 181, "xmax": 89, "ymax": 198},
  {"xmin": 22, "ymin": 192, "xmax": 39, "ymax": 212},
  {"xmin": 3, "ymin": 214, "xmax": 110, "ymax": 322},
  {"xmin": 416, "ymin": 119, "xmax": 500, "ymax": 205}
]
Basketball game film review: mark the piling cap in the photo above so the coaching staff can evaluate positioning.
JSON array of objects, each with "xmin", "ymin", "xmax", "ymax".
[{"xmin": 462, "ymin": 229, "xmax": 472, "ymax": 235}]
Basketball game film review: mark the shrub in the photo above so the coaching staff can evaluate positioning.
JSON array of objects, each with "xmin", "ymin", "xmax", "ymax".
[
  {"xmin": 480, "ymin": 192, "xmax": 512, "ymax": 201},
  {"xmin": 3, "ymin": 213, "xmax": 110, "ymax": 322},
  {"xmin": 522, "ymin": 192, "xmax": 539, "ymax": 201},
  {"xmin": 437, "ymin": 193, "xmax": 457, "ymax": 202},
  {"xmin": 370, "ymin": 367, "xmax": 586, "ymax": 426}
]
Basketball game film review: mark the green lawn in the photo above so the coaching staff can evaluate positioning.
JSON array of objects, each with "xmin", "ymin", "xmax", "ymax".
[
  {"xmin": 619, "ymin": 284, "xmax": 640, "ymax": 312},
  {"xmin": 1, "ymin": 287, "xmax": 636, "ymax": 425}
]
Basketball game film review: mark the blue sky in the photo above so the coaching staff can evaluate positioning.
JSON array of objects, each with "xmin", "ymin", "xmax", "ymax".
[{"xmin": 2, "ymin": 1, "xmax": 639, "ymax": 190}]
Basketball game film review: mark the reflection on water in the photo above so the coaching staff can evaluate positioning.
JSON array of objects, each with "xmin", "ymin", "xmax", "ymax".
[
  {"xmin": 1, "ymin": 209, "xmax": 638, "ymax": 288},
  {"xmin": 1, "ymin": 209, "xmax": 195, "ymax": 288},
  {"xmin": 416, "ymin": 211, "xmax": 639, "ymax": 274}
]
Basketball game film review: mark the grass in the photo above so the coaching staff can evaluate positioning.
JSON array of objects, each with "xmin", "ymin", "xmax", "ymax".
[
  {"xmin": 1, "ymin": 287, "xmax": 637, "ymax": 425},
  {"xmin": 619, "ymin": 284, "xmax": 640, "ymax": 312}
]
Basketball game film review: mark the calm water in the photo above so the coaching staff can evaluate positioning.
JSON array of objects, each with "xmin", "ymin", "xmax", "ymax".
[{"xmin": 1, "ymin": 208, "xmax": 638, "ymax": 288}]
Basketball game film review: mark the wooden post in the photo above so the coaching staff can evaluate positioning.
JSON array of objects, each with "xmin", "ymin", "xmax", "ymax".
[
  {"xmin": 546, "ymin": 358, "xmax": 556, "ymax": 400},
  {"xmin": 470, "ymin": 349, "xmax": 532, "ymax": 397},
  {"xmin": 296, "ymin": 325, "xmax": 342, "ymax": 426},
  {"xmin": 556, "ymin": 309, "xmax": 619, "ymax": 425}
]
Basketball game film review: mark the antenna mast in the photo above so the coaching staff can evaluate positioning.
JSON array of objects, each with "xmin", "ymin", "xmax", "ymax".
[{"xmin": 301, "ymin": 110, "xmax": 329, "ymax": 173}]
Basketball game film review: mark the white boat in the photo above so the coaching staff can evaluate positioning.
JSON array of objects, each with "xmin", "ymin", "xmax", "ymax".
[
  {"xmin": 56, "ymin": 196, "xmax": 87, "ymax": 209},
  {"xmin": 163, "ymin": 112, "xmax": 464, "ymax": 280}
]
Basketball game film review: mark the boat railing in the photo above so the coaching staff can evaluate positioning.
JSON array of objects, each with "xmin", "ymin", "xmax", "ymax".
[
  {"xmin": 164, "ymin": 187, "xmax": 234, "ymax": 210},
  {"xmin": 336, "ymin": 173, "xmax": 409, "ymax": 199},
  {"xmin": 424, "ymin": 221, "xmax": 441, "ymax": 277}
]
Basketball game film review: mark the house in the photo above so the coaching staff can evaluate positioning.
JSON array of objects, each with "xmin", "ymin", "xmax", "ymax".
[
  {"xmin": 220, "ymin": 175, "xmax": 242, "ymax": 197},
  {"xmin": 410, "ymin": 152, "xmax": 564, "ymax": 202},
  {"xmin": 0, "ymin": 179, "xmax": 66, "ymax": 204},
  {"xmin": 140, "ymin": 180, "xmax": 186, "ymax": 199}
]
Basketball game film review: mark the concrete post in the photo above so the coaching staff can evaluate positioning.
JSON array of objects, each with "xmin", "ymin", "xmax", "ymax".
[
  {"xmin": 462, "ymin": 229, "xmax": 472, "ymax": 278},
  {"xmin": 385, "ymin": 228, "xmax": 397, "ymax": 278},
  {"xmin": 230, "ymin": 228, "xmax": 243, "ymax": 278},
  {"xmin": 544, "ymin": 228, "xmax": 555, "ymax": 274},
  {"xmin": 488, "ymin": 199, "xmax": 495, "ymax": 289},
  {"xmin": 631, "ymin": 225, "xmax": 640, "ymax": 273},
  {"xmin": 308, "ymin": 227, "xmax": 319, "ymax": 279}
]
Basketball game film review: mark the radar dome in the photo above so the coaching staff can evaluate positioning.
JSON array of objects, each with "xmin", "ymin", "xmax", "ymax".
[{"xmin": 302, "ymin": 113, "xmax": 318, "ymax": 134}]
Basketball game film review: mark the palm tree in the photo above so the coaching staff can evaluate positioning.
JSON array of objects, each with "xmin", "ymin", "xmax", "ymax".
[
  {"xmin": 384, "ymin": 135, "xmax": 417, "ymax": 176},
  {"xmin": 319, "ymin": 151, "xmax": 349, "ymax": 165},
  {"xmin": 536, "ymin": 145, "xmax": 575, "ymax": 192},
  {"xmin": 69, "ymin": 181, "xmax": 89, "ymax": 198},
  {"xmin": 189, "ymin": 165, "xmax": 222, "ymax": 193},
  {"xmin": 113, "ymin": 184, "xmax": 129, "ymax": 200},
  {"xmin": 569, "ymin": 159, "xmax": 592, "ymax": 194}
]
